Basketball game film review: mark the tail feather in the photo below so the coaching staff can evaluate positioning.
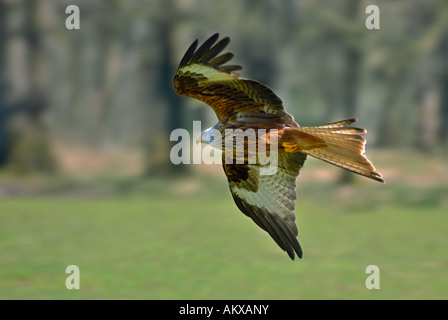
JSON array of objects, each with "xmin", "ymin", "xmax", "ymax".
[
  {"xmin": 290, "ymin": 119, "xmax": 384, "ymax": 182},
  {"xmin": 313, "ymin": 118, "xmax": 358, "ymax": 128}
]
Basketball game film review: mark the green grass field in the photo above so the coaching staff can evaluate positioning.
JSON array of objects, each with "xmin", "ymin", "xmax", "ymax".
[{"xmin": 1, "ymin": 150, "xmax": 447, "ymax": 299}]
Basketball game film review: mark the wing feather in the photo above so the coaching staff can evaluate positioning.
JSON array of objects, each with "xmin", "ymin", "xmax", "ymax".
[
  {"xmin": 209, "ymin": 52, "xmax": 234, "ymax": 66},
  {"xmin": 174, "ymin": 34, "xmax": 294, "ymax": 124},
  {"xmin": 223, "ymin": 152, "xmax": 307, "ymax": 260},
  {"xmin": 201, "ymin": 38, "xmax": 231, "ymax": 63},
  {"xmin": 190, "ymin": 33, "xmax": 221, "ymax": 63},
  {"xmin": 177, "ymin": 39, "xmax": 198, "ymax": 70}
]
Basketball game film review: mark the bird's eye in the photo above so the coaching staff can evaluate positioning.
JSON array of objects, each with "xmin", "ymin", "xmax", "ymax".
[{"xmin": 209, "ymin": 136, "xmax": 215, "ymax": 142}]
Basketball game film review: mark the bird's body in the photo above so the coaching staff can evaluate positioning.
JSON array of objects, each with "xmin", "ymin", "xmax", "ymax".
[{"xmin": 174, "ymin": 33, "xmax": 383, "ymax": 260}]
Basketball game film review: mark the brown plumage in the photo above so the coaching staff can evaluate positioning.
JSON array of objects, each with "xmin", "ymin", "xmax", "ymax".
[{"xmin": 174, "ymin": 33, "xmax": 384, "ymax": 260}]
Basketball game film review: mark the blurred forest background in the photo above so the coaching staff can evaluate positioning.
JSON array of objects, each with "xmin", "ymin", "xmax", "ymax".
[{"xmin": 0, "ymin": 0, "xmax": 447, "ymax": 299}]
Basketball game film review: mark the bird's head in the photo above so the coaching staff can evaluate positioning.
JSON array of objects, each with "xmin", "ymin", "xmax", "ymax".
[{"xmin": 197, "ymin": 126, "xmax": 222, "ymax": 149}]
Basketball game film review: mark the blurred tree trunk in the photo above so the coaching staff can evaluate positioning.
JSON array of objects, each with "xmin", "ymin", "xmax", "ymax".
[
  {"xmin": 415, "ymin": 76, "xmax": 439, "ymax": 152},
  {"xmin": 239, "ymin": 0, "xmax": 279, "ymax": 87},
  {"xmin": 439, "ymin": 73, "xmax": 448, "ymax": 148},
  {"xmin": 144, "ymin": 2, "xmax": 186, "ymax": 175},
  {"xmin": 339, "ymin": 46, "xmax": 361, "ymax": 183},
  {"xmin": 92, "ymin": 0, "xmax": 123, "ymax": 148},
  {"xmin": 0, "ymin": 0, "xmax": 9, "ymax": 167},
  {"xmin": 375, "ymin": 73, "xmax": 406, "ymax": 147},
  {"xmin": 341, "ymin": 47, "xmax": 361, "ymax": 119},
  {"xmin": 437, "ymin": 33, "xmax": 448, "ymax": 148},
  {"xmin": 339, "ymin": 0, "xmax": 361, "ymax": 184},
  {"xmin": 64, "ymin": 19, "xmax": 83, "ymax": 143},
  {"xmin": 4, "ymin": 0, "xmax": 55, "ymax": 174}
]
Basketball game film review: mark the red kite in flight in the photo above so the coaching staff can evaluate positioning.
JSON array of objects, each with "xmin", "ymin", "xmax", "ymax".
[{"xmin": 174, "ymin": 33, "xmax": 384, "ymax": 260}]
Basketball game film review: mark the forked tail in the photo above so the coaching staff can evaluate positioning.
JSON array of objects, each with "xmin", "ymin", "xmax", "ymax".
[{"xmin": 285, "ymin": 119, "xmax": 384, "ymax": 182}]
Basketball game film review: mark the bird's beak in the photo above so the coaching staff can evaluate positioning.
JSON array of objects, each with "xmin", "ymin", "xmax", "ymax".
[{"xmin": 195, "ymin": 136, "xmax": 202, "ymax": 145}]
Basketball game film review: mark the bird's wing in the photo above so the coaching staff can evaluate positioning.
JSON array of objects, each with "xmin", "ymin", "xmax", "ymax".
[
  {"xmin": 174, "ymin": 33, "xmax": 295, "ymax": 125},
  {"xmin": 223, "ymin": 152, "xmax": 307, "ymax": 260}
]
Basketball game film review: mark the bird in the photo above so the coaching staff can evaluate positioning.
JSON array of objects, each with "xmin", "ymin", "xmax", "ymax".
[{"xmin": 173, "ymin": 33, "xmax": 384, "ymax": 260}]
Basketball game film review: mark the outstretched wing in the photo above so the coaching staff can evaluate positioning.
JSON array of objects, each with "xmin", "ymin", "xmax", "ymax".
[
  {"xmin": 174, "ymin": 33, "xmax": 295, "ymax": 125},
  {"xmin": 223, "ymin": 152, "xmax": 307, "ymax": 260}
]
